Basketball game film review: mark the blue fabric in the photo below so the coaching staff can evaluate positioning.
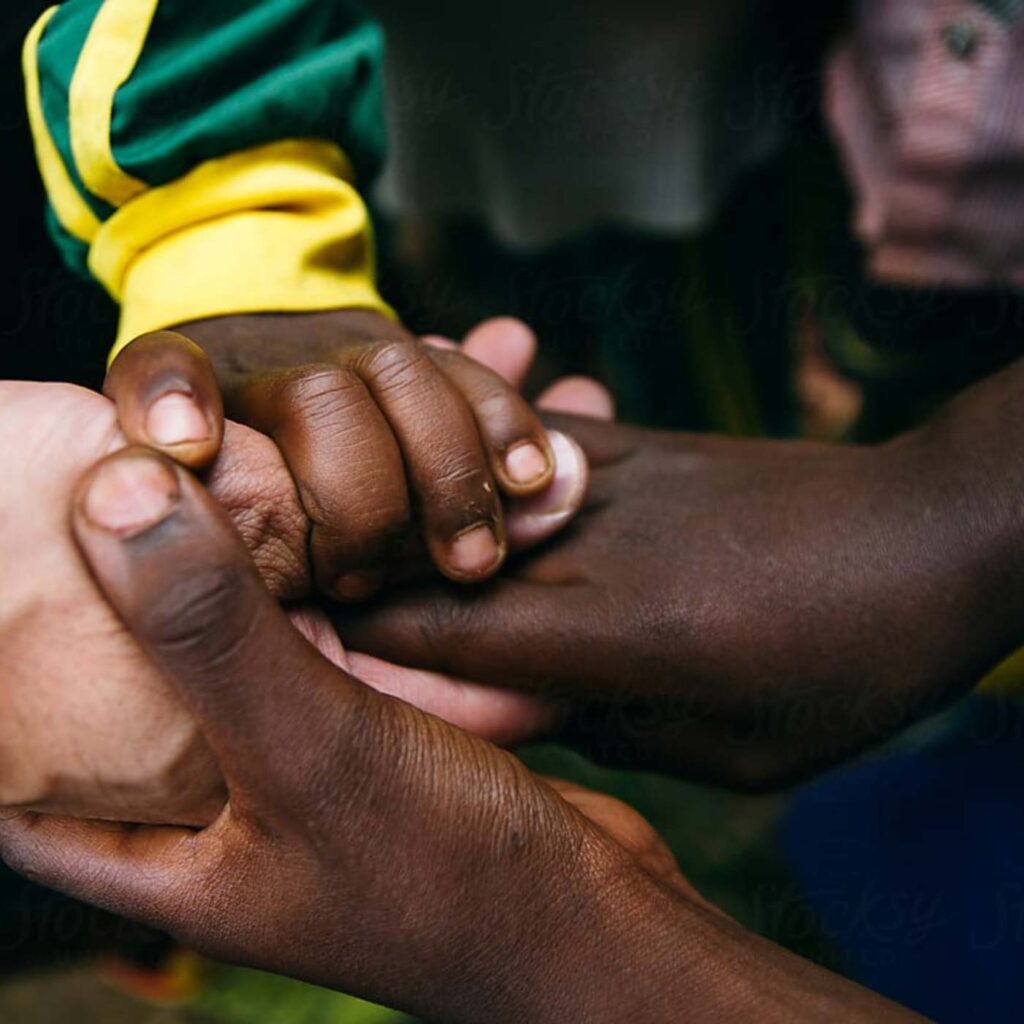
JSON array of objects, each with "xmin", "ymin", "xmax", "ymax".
[{"xmin": 781, "ymin": 697, "xmax": 1024, "ymax": 1021}]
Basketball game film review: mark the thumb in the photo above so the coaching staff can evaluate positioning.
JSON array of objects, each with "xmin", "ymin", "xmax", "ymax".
[
  {"xmin": 505, "ymin": 429, "xmax": 588, "ymax": 549},
  {"xmin": 70, "ymin": 447, "xmax": 373, "ymax": 808},
  {"xmin": 104, "ymin": 331, "xmax": 224, "ymax": 469}
]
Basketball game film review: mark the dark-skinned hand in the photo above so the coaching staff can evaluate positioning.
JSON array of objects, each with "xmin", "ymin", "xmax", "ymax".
[
  {"xmin": 339, "ymin": 360, "xmax": 1024, "ymax": 789},
  {"xmin": 105, "ymin": 308, "xmax": 562, "ymax": 598},
  {"xmin": 0, "ymin": 447, "xmax": 920, "ymax": 1023},
  {"xmin": 0, "ymin": 326, "xmax": 596, "ymax": 824}
]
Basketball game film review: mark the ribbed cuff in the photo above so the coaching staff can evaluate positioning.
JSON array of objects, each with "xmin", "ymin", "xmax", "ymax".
[{"xmin": 93, "ymin": 139, "xmax": 394, "ymax": 364}]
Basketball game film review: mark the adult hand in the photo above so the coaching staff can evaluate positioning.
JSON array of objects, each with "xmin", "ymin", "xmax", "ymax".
[
  {"xmin": 341, "ymin": 362, "xmax": 1024, "ymax": 788},
  {"xmin": 0, "ymin": 448, "xmax": 918, "ymax": 1023}
]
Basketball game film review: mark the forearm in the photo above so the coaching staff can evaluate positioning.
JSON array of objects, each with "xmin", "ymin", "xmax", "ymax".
[
  {"xmin": 518, "ymin": 868, "xmax": 922, "ymax": 1024},
  {"xmin": 886, "ymin": 355, "xmax": 1024, "ymax": 689}
]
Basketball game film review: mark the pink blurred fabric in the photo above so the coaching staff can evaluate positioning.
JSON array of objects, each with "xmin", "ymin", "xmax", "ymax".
[{"xmin": 828, "ymin": 0, "xmax": 1024, "ymax": 288}]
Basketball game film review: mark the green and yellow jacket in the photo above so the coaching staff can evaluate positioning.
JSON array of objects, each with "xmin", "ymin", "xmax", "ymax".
[{"xmin": 24, "ymin": 0, "xmax": 392, "ymax": 360}]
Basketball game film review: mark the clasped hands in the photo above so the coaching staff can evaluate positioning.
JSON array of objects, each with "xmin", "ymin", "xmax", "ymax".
[
  {"xmin": 0, "ymin": 319, "xmax": 741, "ymax": 1024},
  {"xmin": 0, "ymin": 318, "xmax": 594, "ymax": 825},
  {"xmin": 4, "ymin": 305, "xmax": 1009, "ymax": 1019}
]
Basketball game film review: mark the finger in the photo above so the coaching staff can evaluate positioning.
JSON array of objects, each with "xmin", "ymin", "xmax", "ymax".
[
  {"xmin": 0, "ymin": 813, "xmax": 202, "ymax": 934},
  {"xmin": 289, "ymin": 605, "xmax": 352, "ymax": 672},
  {"xmin": 204, "ymin": 421, "xmax": 312, "ymax": 601},
  {"xmin": 287, "ymin": 606, "xmax": 557, "ymax": 745},
  {"xmin": 347, "ymin": 427, "xmax": 585, "ymax": 587},
  {"xmin": 539, "ymin": 411, "xmax": 641, "ymax": 469},
  {"xmin": 460, "ymin": 317, "xmax": 537, "ymax": 388},
  {"xmin": 347, "ymin": 652, "xmax": 559, "ymax": 746},
  {"xmin": 336, "ymin": 576, "xmax": 597, "ymax": 694},
  {"xmin": 71, "ymin": 448, "xmax": 374, "ymax": 803},
  {"xmin": 537, "ymin": 377, "xmax": 616, "ymax": 421},
  {"xmin": 351, "ymin": 430, "xmax": 586, "ymax": 592},
  {"xmin": 429, "ymin": 346, "xmax": 556, "ymax": 497},
  {"xmin": 504, "ymin": 430, "xmax": 588, "ymax": 549},
  {"xmin": 350, "ymin": 340, "xmax": 506, "ymax": 583},
  {"xmin": 224, "ymin": 366, "xmax": 410, "ymax": 602},
  {"xmin": 104, "ymin": 332, "xmax": 224, "ymax": 469},
  {"xmin": 421, "ymin": 334, "xmax": 458, "ymax": 351}
]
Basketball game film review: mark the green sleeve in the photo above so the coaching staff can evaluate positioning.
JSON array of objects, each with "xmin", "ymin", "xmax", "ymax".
[{"xmin": 29, "ymin": 0, "xmax": 387, "ymax": 275}]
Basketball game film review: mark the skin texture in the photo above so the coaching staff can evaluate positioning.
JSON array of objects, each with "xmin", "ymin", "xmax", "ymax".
[
  {"xmin": 0, "ymin": 327, "xmax": 591, "ymax": 824},
  {"xmin": 341, "ymin": 357, "xmax": 1024, "ymax": 788},
  {"xmin": 0, "ymin": 382, "xmax": 239, "ymax": 824},
  {"xmin": 156, "ymin": 308, "xmax": 561, "ymax": 595},
  {"xmin": 0, "ymin": 451, "xmax": 922, "ymax": 1023}
]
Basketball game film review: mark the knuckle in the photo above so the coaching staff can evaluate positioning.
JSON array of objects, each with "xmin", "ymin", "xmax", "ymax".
[
  {"xmin": 433, "ymin": 446, "xmax": 489, "ymax": 490},
  {"xmin": 112, "ymin": 332, "xmax": 204, "ymax": 388},
  {"xmin": 140, "ymin": 562, "xmax": 253, "ymax": 666},
  {"xmin": 425, "ymin": 449, "xmax": 498, "ymax": 525},
  {"xmin": 305, "ymin": 466, "xmax": 410, "ymax": 549},
  {"xmin": 472, "ymin": 388, "xmax": 524, "ymax": 433},
  {"xmin": 357, "ymin": 339, "xmax": 428, "ymax": 391},
  {"xmin": 276, "ymin": 364, "xmax": 360, "ymax": 424},
  {"xmin": 419, "ymin": 594, "xmax": 486, "ymax": 659}
]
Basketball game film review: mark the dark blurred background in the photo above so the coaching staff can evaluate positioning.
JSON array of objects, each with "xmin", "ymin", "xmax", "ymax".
[{"xmin": 0, "ymin": 0, "xmax": 114, "ymax": 391}]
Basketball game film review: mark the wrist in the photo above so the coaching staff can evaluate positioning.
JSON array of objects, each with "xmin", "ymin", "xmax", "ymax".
[
  {"xmin": 504, "ymin": 849, "xmax": 913, "ymax": 1024},
  {"xmin": 891, "ymin": 360, "xmax": 1024, "ymax": 680},
  {"xmin": 176, "ymin": 307, "xmax": 412, "ymax": 378},
  {"xmin": 530, "ymin": 869, "xmax": 723, "ymax": 1024},
  {"xmin": 462, "ymin": 835, "xmax": 731, "ymax": 1024}
]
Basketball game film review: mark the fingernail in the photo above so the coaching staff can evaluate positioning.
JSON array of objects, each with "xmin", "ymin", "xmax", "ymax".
[
  {"xmin": 421, "ymin": 334, "xmax": 458, "ymax": 350},
  {"xmin": 506, "ymin": 431, "xmax": 588, "ymax": 548},
  {"xmin": 505, "ymin": 442, "xmax": 549, "ymax": 485},
  {"xmin": 449, "ymin": 524, "xmax": 502, "ymax": 577},
  {"xmin": 83, "ymin": 456, "xmax": 180, "ymax": 536},
  {"xmin": 333, "ymin": 571, "xmax": 384, "ymax": 602},
  {"xmin": 145, "ymin": 392, "xmax": 210, "ymax": 447}
]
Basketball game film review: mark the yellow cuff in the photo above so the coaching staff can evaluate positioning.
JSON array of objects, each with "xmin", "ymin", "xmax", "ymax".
[{"xmin": 97, "ymin": 139, "xmax": 394, "ymax": 364}]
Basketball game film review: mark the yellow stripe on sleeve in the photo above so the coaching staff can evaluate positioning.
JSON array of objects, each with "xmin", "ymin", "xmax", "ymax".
[
  {"xmin": 69, "ymin": 0, "xmax": 159, "ymax": 208},
  {"xmin": 95, "ymin": 139, "xmax": 394, "ymax": 362},
  {"xmin": 23, "ymin": 7, "xmax": 101, "ymax": 243}
]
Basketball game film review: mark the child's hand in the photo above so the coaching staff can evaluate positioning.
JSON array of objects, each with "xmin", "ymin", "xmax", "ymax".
[{"xmin": 103, "ymin": 311, "xmax": 565, "ymax": 600}]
